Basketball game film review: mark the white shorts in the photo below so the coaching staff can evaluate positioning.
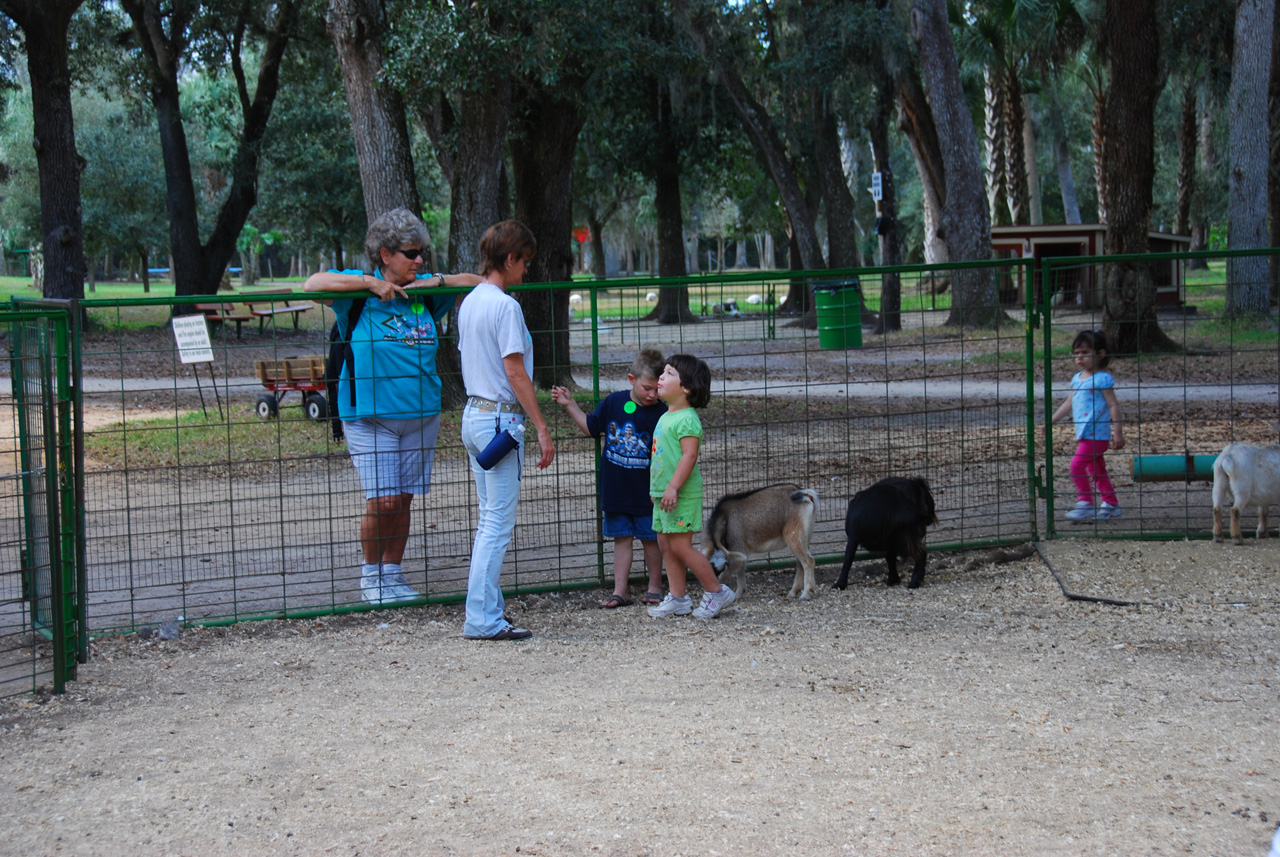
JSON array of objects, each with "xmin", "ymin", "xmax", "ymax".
[{"xmin": 343, "ymin": 416, "xmax": 441, "ymax": 499}]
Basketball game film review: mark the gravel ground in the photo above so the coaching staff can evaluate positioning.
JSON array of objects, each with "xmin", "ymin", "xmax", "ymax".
[{"xmin": 2, "ymin": 540, "xmax": 1278, "ymax": 856}]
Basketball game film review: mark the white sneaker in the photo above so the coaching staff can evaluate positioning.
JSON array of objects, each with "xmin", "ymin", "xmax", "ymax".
[
  {"xmin": 692, "ymin": 585, "xmax": 737, "ymax": 619},
  {"xmin": 1099, "ymin": 502, "xmax": 1123, "ymax": 520},
  {"xmin": 360, "ymin": 572, "xmax": 387, "ymax": 604},
  {"xmin": 380, "ymin": 568, "xmax": 422, "ymax": 602},
  {"xmin": 1065, "ymin": 500, "xmax": 1097, "ymax": 521},
  {"xmin": 360, "ymin": 570, "xmax": 420, "ymax": 604},
  {"xmin": 647, "ymin": 593, "xmax": 692, "ymax": 618}
]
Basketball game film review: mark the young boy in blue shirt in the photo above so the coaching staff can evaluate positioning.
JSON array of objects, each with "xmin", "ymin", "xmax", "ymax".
[{"xmin": 552, "ymin": 348, "xmax": 667, "ymax": 607}]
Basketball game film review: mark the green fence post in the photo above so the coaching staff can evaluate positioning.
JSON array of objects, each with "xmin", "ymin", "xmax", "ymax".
[
  {"xmin": 590, "ymin": 284, "xmax": 605, "ymax": 586},
  {"xmin": 1041, "ymin": 255, "xmax": 1057, "ymax": 540},
  {"xmin": 1023, "ymin": 258, "xmax": 1040, "ymax": 543}
]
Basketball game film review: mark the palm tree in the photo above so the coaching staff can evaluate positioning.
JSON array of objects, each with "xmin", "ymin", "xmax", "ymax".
[{"xmin": 953, "ymin": 0, "xmax": 1096, "ymax": 226}]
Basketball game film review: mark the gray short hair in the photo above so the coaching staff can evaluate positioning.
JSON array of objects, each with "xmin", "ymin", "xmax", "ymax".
[{"xmin": 364, "ymin": 208, "xmax": 430, "ymax": 271}]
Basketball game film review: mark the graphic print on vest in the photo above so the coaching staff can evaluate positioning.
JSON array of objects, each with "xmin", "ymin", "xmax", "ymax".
[{"xmin": 376, "ymin": 310, "xmax": 437, "ymax": 347}]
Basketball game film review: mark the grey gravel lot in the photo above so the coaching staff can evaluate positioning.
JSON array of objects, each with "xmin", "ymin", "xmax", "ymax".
[{"xmin": 2, "ymin": 539, "xmax": 1278, "ymax": 857}]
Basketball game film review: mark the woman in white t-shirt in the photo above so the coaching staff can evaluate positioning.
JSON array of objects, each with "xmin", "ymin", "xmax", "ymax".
[{"xmin": 457, "ymin": 220, "xmax": 555, "ymax": 641}]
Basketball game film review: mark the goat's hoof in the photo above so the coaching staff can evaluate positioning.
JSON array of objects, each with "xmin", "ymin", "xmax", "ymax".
[
  {"xmin": 1213, "ymin": 535, "xmax": 1222, "ymax": 544},
  {"xmin": 1233, "ymin": 537, "xmax": 1245, "ymax": 546}
]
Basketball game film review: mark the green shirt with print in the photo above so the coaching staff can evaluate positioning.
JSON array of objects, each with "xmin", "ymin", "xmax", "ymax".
[{"xmin": 649, "ymin": 407, "xmax": 704, "ymax": 532}]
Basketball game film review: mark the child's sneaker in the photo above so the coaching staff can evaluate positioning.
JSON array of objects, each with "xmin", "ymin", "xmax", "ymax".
[
  {"xmin": 692, "ymin": 585, "xmax": 737, "ymax": 619},
  {"xmin": 1099, "ymin": 502, "xmax": 1123, "ymax": 520},
  {"xmin": 647, "ymin": 593, "xmax": 692, "ymax": 618},
  {"xmin": 1065, "ymin": 500, "xmax": 1097, "ymax": 521}
]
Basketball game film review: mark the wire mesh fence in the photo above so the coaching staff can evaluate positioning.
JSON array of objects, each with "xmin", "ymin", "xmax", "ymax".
[
  {"xmin": 2, "ymin": 250, "xmax": 1276, "ymax": 668},
  {"xmin": 1, "ymin": 308, "xmax": 80, "ymax": 699},
  {"xmin": 1039, "ymin": 250, "xmax": 1280, "ymax": 542}
]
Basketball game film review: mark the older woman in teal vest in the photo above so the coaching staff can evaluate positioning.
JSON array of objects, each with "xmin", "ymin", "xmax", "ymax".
[{"xmin": 306, "ymin": 208, "xmax": 479, "ymax": 605}]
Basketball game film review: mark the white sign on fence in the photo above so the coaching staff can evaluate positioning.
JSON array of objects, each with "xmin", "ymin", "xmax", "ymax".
[
  {"xmin": 172, "ymin": 315, "xmax": 214, "ymax": 364},
  {"xmin": 870, "ymin": 171, "xmax": 883, "ymax": 201}
]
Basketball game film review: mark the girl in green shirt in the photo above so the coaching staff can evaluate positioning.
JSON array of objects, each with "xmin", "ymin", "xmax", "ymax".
[{"xmin": 647, "ymin": 354, "xmax": 738, "ymax": 620}]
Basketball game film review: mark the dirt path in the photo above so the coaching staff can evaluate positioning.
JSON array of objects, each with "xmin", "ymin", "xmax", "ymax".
[{"xmin": 3, "ymin": 540, "xmax": 1277, "ymax": 856}]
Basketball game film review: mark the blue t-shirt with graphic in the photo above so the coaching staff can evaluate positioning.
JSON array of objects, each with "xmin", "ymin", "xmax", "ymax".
[
  {"xmin": 584, "ymin": 390, "xmax": 666, "ymax": 516},
  {"xmin": 331, "ymin": 269, "xmax": 454, "ymax": 421}
]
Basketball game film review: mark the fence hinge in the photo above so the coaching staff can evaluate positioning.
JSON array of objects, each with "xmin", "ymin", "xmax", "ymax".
[
  {"xmin": 19, "ymin": 547, "xmax": 30, "ymax": 602},
  {"xmin": 1033, "ymin": 469, "xmax": 1053, "ymax": 500}
]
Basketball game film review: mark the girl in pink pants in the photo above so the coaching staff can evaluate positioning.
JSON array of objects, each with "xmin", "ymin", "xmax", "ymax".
[{"xmin": 1051, "ymin": 330, "xmax": 1126, "ymax": 522}]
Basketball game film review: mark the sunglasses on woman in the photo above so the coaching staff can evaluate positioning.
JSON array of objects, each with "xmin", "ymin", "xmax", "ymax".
[{"xmin": 395, "ymin": 247, "xmax": 424, "ymax": 260}]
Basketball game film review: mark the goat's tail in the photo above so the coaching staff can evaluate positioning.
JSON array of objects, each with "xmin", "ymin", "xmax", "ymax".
[
  {"xmin": 1211, "ymin": 447, "xmax": 1233, "ymax": 509},
  {"xmin": 704, "ymin": 503, "xmax": 730, "ymax": 554},
  {"xmin": 791, "ymin": 488, "xmax": 818, "ymax": 523}
]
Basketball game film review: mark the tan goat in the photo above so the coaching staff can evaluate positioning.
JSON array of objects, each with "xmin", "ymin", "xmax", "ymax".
[{"xmin": 704, "ymin": 484, "xmax": 819, "ymax": 600}]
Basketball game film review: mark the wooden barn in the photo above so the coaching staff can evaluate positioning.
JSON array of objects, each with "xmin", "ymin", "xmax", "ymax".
[{"xmin": 990, "ymin": 224, "xmax": 1191, "ymax": 308}]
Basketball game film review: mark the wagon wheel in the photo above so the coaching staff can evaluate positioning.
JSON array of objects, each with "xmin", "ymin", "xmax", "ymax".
[
  {"xmin": 305, "ymin": 392, "xmax": 328, "ymax": 422},
  {"xmin": 256, "ymin": 393, "xmax": 280, "ymax": 419}
]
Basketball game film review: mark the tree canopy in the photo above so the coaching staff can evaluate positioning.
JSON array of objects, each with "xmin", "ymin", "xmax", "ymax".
[{"xmin": 0, "ymin": 0, "xmax": 1265, "ymax": 338}]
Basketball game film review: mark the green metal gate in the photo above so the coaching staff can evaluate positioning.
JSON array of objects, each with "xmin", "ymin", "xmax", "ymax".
[{"xmin": 1, "ymin": 307, "xmax": 84, "ymax": 697}]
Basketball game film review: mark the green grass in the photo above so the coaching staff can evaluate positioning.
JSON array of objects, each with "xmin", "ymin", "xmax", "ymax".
[
  {"xmin": 1, "ymin": 275, "xmax": 326, "ymax": 332},
  {"xmin": 0, "ymin": 275, "xmax": 312, "ymax": 305},
  {"xmin": 564, "ymin": 273, "xmax": 954, "ymax": 321},
  {"xmin": 1184, "ymin": 315, "xmax": 1279, "ymax": 347},
  {"xmin": 85, "ymin": 406, "xmax": 338, "ymax": 470}
]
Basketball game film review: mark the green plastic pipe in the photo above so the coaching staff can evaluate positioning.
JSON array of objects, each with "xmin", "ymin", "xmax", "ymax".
[{"xmin": 1130, "ymin": 454, "xmax": 1218, "ymax": 482}]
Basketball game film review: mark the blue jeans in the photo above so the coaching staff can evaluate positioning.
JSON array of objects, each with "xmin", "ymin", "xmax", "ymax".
[{"xmin": 461, "ymin": 405, "xmax": 524, "ymax": 637}]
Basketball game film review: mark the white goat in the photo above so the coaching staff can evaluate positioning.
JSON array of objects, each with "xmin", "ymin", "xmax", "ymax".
[{"xmin": 1211, "ymin": 442, "xmax": 1280, "ymax": 545}]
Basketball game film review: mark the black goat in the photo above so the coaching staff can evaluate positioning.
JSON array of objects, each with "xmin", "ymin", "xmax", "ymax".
[{"xmin": 833, "ymin": 477, "xmax": 938, "ymax": 590}]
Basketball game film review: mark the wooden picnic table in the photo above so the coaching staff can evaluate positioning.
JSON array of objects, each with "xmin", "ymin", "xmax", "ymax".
[
  {"xmin": 194, "ymin": 303, "xmax": 253, "ymax": 339},
  {"xmin": 244, "ymin": 302, "xmax": 315, "ymax": 333}
]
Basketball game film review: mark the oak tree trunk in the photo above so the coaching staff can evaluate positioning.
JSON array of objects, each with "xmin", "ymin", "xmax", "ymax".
[
  {"xmin": 897, "ymin": 66, "xmax": 951, "ymax": 266},
  {"xmin": 1188, "ymin": 93, "xmax": 1216, "ymax": 267},
  {"xmin": 326, "ymin": 0, "xmax": 420, "ymax": 230},
  {"xmin": 125, "ymin": 0, "xmax": 298, "ymax": 297},
  {"xmin": 0, "ymin": 0, "xmax": 88, "ymax": 300},
  {"xmin": 1054, "ymin": 135, "xmax": 1082, "ymax": 224},
  {"xmin": 1226, "ymin": 0, "xmax": 1276, "ymax": 317},
  {"xmin": 326, "ymin": 0, "xmax": 468, "ymax": 401},
  {"xmin": 870, "ymin": 69, "xmax": 902, "ymax": 334},
  {"xmin": 1099, "ymin": 0, "xmax": 1178, "ymax": 354},
  {"xmin": 646, "ymin": 79, "xmax": 696, "ymax": 325},
  {"xmin": 511, "ymin": 86, "xmax": 584, "ymax": 388},
  {"xmin": 1270, "ymin": 0, "xmax": 1280, "ymax": 299},
  {"xmin": 813, "ymin": 93, "xmax": 860, "ymax": 269},
  {"xmin": 587, "ymin": 211, "xmax": 608, "ymax": 279},
  {"xmin": 1175, "ymin": 79, "xmax": 1197, "ymax": 236},
  {"xmin": 911, "ymin": 0, "xmax": 1001, "ymax": 328},
  {"xmin": 446, "ymin": 80, "xmax": 511, "ymax": 275}
]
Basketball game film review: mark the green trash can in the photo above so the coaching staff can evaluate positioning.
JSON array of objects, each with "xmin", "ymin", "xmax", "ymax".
[{"xmin": 813, "ymin": 280, "xmax": 862, "ymax": 350}]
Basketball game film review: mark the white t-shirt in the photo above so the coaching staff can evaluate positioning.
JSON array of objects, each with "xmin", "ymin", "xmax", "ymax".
[{"xmin": 457, "ymin": 281, "xmax": 533, "ymax": 403}]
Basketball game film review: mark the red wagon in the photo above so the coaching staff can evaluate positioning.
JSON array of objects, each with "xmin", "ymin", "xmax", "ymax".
[{"xmin": 254, "ymin": 355, "xmax": 329, "ymax": 421}]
